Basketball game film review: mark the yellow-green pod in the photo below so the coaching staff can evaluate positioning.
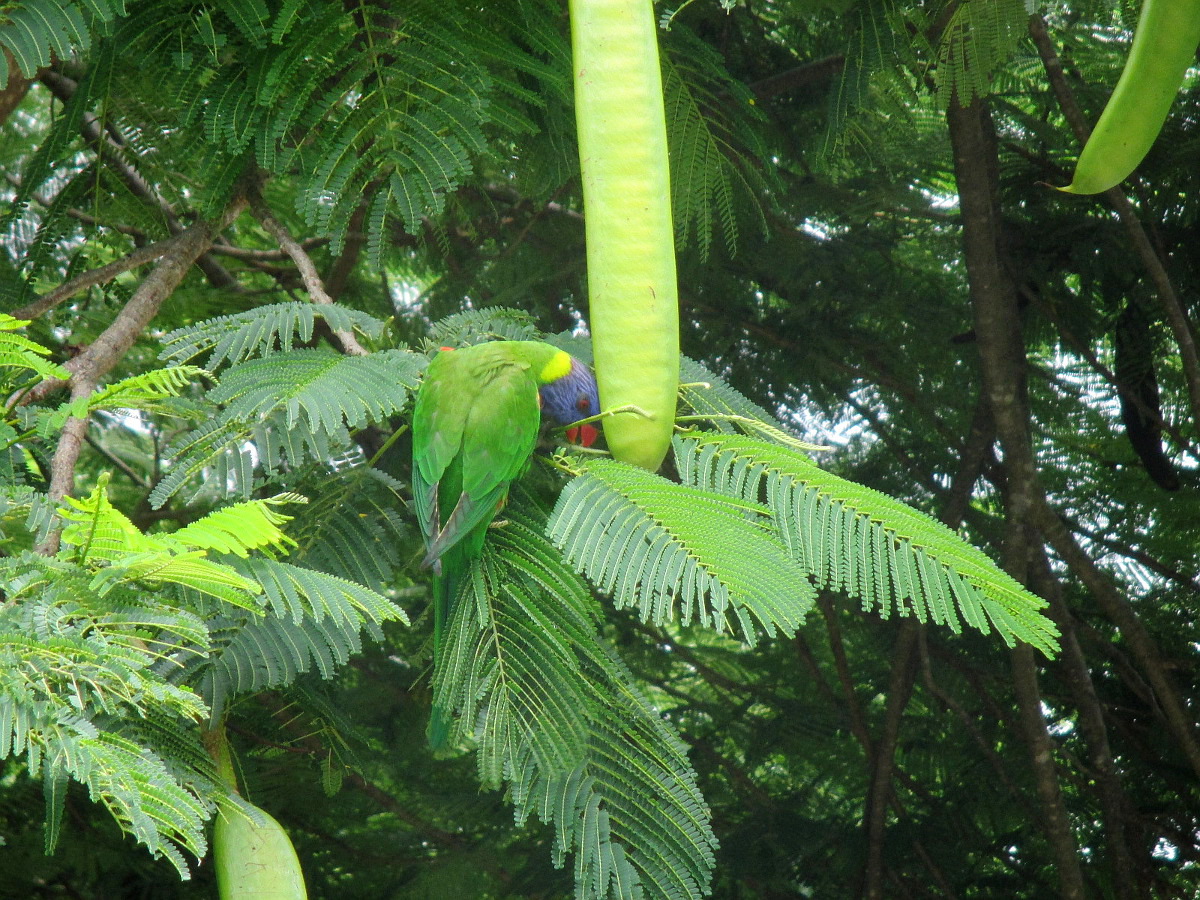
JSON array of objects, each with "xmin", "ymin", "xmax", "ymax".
[
  {"xmin": 206, "ymin": 727, "xmax": 307, "ymax": 900},
  {"xmin": 570, "ymin": 0, "xmax": 679, "ymax": 470},
  {"xmin": 1061, "ymin": 0, "xmax": 1200, "ymax": 194},
  {"xmin": 213, "ymin": 802, "xmax": 308, "ymax": 900}
]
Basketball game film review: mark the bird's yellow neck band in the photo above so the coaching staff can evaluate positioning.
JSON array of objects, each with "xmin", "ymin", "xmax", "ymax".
[{"xmin": 539, "ymin": 350, "xmax": 573, "ymax": 384}]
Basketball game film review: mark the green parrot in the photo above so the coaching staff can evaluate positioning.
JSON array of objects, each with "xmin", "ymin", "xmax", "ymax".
[{"xmin": 411, "ymin": 340, "xmax": 600, "ymax": 749}]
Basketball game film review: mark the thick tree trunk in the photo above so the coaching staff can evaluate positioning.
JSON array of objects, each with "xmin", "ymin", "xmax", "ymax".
[{"xmin": 946, "ymin": 94, "xmax": 1088, "ymax": 900}]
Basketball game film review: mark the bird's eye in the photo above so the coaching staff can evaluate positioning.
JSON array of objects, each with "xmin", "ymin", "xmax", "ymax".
[{"xmin": 577, "ymin": 396, "xmax": 590, "ymax": 411}]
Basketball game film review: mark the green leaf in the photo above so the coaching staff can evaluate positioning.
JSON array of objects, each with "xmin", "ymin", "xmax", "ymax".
[
  {"xmin": 548, "ymin": 457, "xmax": 814, "ymax": 644},
  {"xmin": 675, "ymin": 432, "xmax": 1061, "ymax": 656},
  {"xmin": 434, "ymin": 514, "xmax": 717, "ymax": 899}
]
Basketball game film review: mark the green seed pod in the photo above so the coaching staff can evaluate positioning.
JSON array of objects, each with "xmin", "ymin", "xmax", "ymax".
[
  {"xmin": 570, "ymin": 0, "xmax": 679, "ymax": 471},
  {"xmin": 213, "ymin": 802, "xmax": 308, "ymax": 900},
  {"xmin": 1060, "ymin": 0, "xmax": 1200, "ymax": 194},
  {"xmin": 206, "ymin": 726, "xmax": 307, "ymax": 900}
]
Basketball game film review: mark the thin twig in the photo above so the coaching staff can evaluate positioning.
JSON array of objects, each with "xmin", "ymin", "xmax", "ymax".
[
  {"xmin": 248, "ymin": 186, "xmax": 368, "ymax": 357},
  {"xmin": 12, "ymin": 232, "xmax": 190, "ymax": 320},
  {"xmin": 4, "ymin": 172, "xmax": 147, "ymax": 239},
  {"xmin": 84, "ymin": 432, "xmax": 149, "ymax": 489},
  {"xmin": 22, "ymin": 200, "xmax": 247, "ymax": 408},
  {"xmin": 37, "ymin": 70, "xmax": 242, "ymax": 292},
  {"xmin": 208, "ymin": 238, "xmax": 329, "ymax": 261}
]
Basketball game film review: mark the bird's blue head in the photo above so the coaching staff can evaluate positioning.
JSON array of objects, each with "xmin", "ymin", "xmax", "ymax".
[{"xmin": 540, "ymin": 357, "xmax": 601, "ymax": 447}]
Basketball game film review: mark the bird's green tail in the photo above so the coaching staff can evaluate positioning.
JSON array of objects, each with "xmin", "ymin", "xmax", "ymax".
[{"xmin": 427, "ymin": 541, "xmax": 474, "ymax": 754}]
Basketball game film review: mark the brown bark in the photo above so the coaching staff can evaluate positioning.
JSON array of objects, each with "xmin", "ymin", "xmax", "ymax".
[
  {"xmin": 0, "ymin": 49, "xmax": 32, "ymax": 126},
  {"xmin": 1029, "ymin": 551, "xmax": 1141, "ymax": 898},
  {"xmin": 946, "ymin": 93, "xmax": 1088, "ymax": 900},
  {"xmin": 817, "ymin": 596, "xmax": 873, "ymax": 755},
  {"xmin": 29, "ymin": 198, "xmax": 246, "ymax": 553},
  {"xmin": 861, "ymin": 620, "xmax": 918, "ymax": 900}
]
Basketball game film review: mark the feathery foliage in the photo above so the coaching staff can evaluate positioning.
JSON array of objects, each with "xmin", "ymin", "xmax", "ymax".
[
  {"xmin": 0, "ymin": 0, "xmax": 127, "ymax": 89},
  {"xmin": 148, "ymin": 348, "xmax": 422, "ymax": 507},
  {"xmin": 0, "ymin": 320, "xmax": 409, "ymax": 876},
  {"xmin": 159, "ymin": 302, "xmax": 386, "ymax": 371},
  {"xmin": 5, "ymin": 0, "xmax": 1191, "ymax": 895},
  {"xmin": 661, "ymin": 28, "xmax": 774, "ymax": 258},
  {"xmin": 0, "ymin": 314, "xmax": 71, "ymax": 387},
  {"xmin": 675, "ymin": 432, "xmax": 1060, "ymax": 655},
  {"xmin": 427, "ymin": 307, "xmax": 541, "ymax": 348},
  {"xmin": 434, "ymin": 511, "xmax": 717, "ymax": 900},
  {"xmin": 549, "ymin": 458, "xmax": 815, "ymax": 644},
  {"xmin": 187, "ymin": 558, "xmax": 407, "ymax": 720},
  {"xmin": 40, "ymin": 366, "xmax": 209, "ymax": 437},
  {"xmin": 933, "ymin": 0, "xmax": 1031, "ymax": 107}
]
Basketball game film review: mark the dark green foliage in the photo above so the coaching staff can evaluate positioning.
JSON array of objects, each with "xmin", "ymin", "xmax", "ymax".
[
  {"xmin": 550, "ymin": 458, "xmax": 815, "ymax": 643},
  {"xmin": 3, "ymin": 0, "xmax": 1199, "ymax": 896},
  {"xmin": 676, "ymin": 432, "xmax": 1058, "ymax": 654},
  {"xmin": 148, "ymin": 349, "xmax": 422, "ymax": 506},
  {"xmin": 159, "ymin": 301, "xmax": 387, "ymax": 370},
  {"xmin": 0, "ymin": 0, "xmax": 126, "ymax": 88}
]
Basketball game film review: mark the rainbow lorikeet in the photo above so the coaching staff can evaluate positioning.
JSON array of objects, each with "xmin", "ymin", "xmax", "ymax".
[{"xmin": 411, "ymin": 340, "xmax": 600, "ymax": 748}]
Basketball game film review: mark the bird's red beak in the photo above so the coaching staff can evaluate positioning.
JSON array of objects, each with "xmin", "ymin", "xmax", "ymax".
[{"xmin": 566, "ymin": 424, "xmax": 599, "ymax": 448}]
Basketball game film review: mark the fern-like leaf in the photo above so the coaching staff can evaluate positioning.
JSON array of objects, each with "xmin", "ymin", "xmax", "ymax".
[
  {"xmin": 166, "ymin": 494, "xmax": 304, "ymax": 558},
  {"xmin": 0, "ymin": 555, "xmax": 214, "ymax": 876},
  {"xmin": 159, "ymin": 301, "xmax": 386, "ymax": 370},
  {"xmin": 0, "ymin": 314, "xmax": 72, "ymax": 387},
  {"xmin": 661, "ymin": 27, "xmax": 773, "ymax": 258},
  {"xmin": 41, "ymin": 365, "xmax": 210, "ymax": 436},
  {"xmin": 150, "ymin": 348, "xmax": 423, "ymax": 506},
  {"xmin": 190, "ymin": 560, "xmax": 406, "ymax": 719},
  {"xmin": 675, "ymin": 432, "xmax": 1060, "ymax": 655},
  {"xmin": 0, "ymin": 0, "xmax": 112, "ymax": 88},
  {"xmin": 436, "ymin": 515, "xmax": 717, "ymax": 900},
  {"xmin": 57, "ymin": 479, "xmax": 314, "ymax": 610},
  {"xmin": 933, "ymin": 0, "xmax": 1029, "ymax": 107},
  {"xmin": 427, "ymin": 306, "xmax": 540, "ymax": 348},
  {"xmin": 205, "ymin": 349, "xmax": 418, "ymax": 434},
  {"xmin": 548, "ymin": 458, "xmax": 815, "ymax": 644}
]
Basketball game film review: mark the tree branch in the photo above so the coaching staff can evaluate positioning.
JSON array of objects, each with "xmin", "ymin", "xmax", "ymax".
[
  {"xmin": 860, "ymin": 394, "xmax": 996, "ymax": 900},
  {"xmin": 5, "ymin": 172, "xmax": 148, "ymax": 239},
  {"xmin": 248, "ymin": 186, "xmax": 369, "ymax": 357},
  {"xmin": 37, "ymin": 70, "xmax": 242, "ymax": 292},
  {"xmin": 22, "ymin": 199, "xmax": 246, "ymax": 408},
  {"xmin": 27, "ymin": 198, "xmax": 246, "ymax": 553},
  {"xmin": 1030, "ymin": 492, "xmax": 1200, "ymax": 780},
  {"xmin": 746, "ymin": 55, "xmax": 846, "ymax": 102},
  {"xmin": 815, "ymin": 595, "xmax": 873, "ymax": 756},
  {"xmin": 0, "ymin": 48, "xmax": 32, "ymax": 126},
  {"xmin": 947, "ymin": 92, "xmax": 1087, "ymax": 899},
  {"xmin": 208, "ymin": 238, "xmax": 329, "ymax": 261},
  {"xmin": 12, "ymin": 232, "xmax": 191, "ymax": 321},
  {"xmin": 1028, "ymin": 547, "xmax": 1139, "ymax": 899}
]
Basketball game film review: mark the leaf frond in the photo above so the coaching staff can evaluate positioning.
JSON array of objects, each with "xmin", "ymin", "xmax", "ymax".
[
  {"xmin": 675, "ymin": 432, "xmax": 1060, "ymax": 655},
  {"xmin": 547, "ymin": 458, "xmax": 815, "ymax": 644}
]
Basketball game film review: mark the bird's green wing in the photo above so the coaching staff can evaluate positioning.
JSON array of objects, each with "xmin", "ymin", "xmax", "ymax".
[
  {"xmin": 411, "ymin": 349, "xmax": 469, "ymax": 558},
  {"xmin": 414, "ymin": 341, "xmax": 564, "ymax": 752},
  {"xmin": 415, "ymin": 344, "xmax": 544, "ymax": 567}
]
